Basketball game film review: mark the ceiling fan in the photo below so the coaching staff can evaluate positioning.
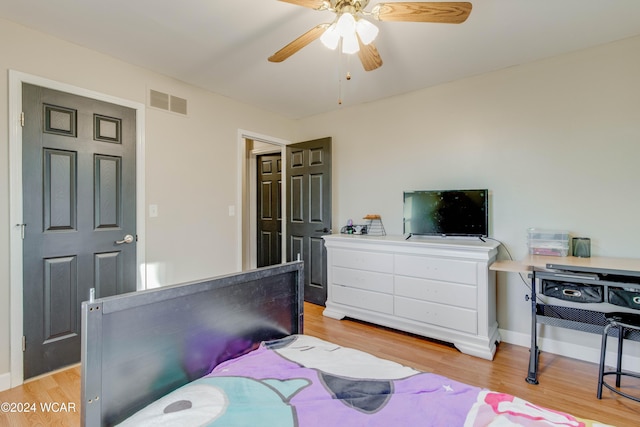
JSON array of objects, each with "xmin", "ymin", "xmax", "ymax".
[{"xmin": 268, "ymin": 1, "xmax": 472, "ymax": 72}]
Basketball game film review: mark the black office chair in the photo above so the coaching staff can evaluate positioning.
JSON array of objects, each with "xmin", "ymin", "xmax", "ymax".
[{"xmin": 597, "ymin": 311, "xmax": 640, "ymax": 402}]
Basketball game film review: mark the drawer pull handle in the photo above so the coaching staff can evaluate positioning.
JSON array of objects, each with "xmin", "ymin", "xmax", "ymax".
[
  {"xmin": 562, "ymin": 289, "xmax": 582, "ymax": 298},
  {"xmin": 633, "ymin": 296, "xmax": 640, "ymax": 305}
]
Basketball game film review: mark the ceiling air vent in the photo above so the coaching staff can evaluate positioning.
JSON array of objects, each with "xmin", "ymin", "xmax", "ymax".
[{"xmin": 149, "ymin": 89, "xmax": 188, "ymax": 116}]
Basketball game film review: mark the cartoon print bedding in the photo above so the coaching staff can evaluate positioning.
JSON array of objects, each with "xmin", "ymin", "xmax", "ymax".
[{"xmin": 119, "ymin": 335, "xmax": 611, "ymax": 427}]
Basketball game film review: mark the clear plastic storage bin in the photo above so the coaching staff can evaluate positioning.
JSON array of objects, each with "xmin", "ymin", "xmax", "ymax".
[{"xmin": 527, "ymin": 228, "xmax": 570, "ymax": 256}]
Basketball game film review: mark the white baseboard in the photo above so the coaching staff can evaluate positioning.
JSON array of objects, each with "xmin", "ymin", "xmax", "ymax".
[
  {"xmin": 0, "ymin": 371, "xmax": 11, "ymax": 392},
  {"xmin": 499, "ymin": 328, "xmax": 640, "ymax": 373}
]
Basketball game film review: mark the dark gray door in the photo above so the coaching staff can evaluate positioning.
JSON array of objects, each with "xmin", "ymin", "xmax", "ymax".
[
  {"xmin": 286, "ymin": 137, "xmax": 331, "ymax": 305},
  {"xmin": 22, "ymin": 84, "xmax": 137, "ymax": 379},
  {"xmin": 257, "ymin": 154, "xmax": 282, "ymax": 267}
]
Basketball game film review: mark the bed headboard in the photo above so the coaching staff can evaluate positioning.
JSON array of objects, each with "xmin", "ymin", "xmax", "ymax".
[{"xmin": 81, "ymin": 261, "xmax": 304, "ymax": 426}]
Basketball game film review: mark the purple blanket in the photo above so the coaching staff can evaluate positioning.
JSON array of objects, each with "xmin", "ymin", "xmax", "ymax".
[{"xmin": 119, "ymin": 335, "xmax": 609, "ymax": 427}]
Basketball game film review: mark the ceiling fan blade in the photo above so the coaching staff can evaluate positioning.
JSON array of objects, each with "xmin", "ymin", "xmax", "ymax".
[
  {"xmin": 357, "ymin": 37, "xmax": 383, "ymax": 71},
  {"xmin": 268, "ymin": 24, "xmax": 330, "ymax": 63},
  {"xmin": 371, "ymin": 2, "xmax": 472, "ymax": 23},
  {"xmin": 278, "ymin": 0, "xmax": 327, "ymax": 10}
]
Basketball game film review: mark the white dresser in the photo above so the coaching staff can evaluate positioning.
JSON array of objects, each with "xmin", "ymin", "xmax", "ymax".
[{"xmin": 322, "ymin": 234, "xmax": 500, "ymax": 360}]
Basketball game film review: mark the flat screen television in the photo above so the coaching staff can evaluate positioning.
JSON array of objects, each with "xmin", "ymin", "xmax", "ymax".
[{"xmin": 403, "ymin": 189, "xmax": 488, "ymax": 237}]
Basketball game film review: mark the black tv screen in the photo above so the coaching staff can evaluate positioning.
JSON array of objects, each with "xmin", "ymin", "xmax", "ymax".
[{"xmin": 403, "ymin": 189, "xmax": 488, "ymax": 237}]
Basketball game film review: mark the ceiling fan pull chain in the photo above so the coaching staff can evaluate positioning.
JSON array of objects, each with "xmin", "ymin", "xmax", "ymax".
[
  {"xmin": 338, "ymin": 42, "xmax": 343, "ymax": 105},
  {"xmin": 338, "ymin": 71, "xmax": 343, "ymax": 105}
]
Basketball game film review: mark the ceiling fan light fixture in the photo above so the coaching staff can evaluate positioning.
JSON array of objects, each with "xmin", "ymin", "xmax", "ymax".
[
  {"xmin": 341, "ymin": 31, "xmax": 359, "ymax": 54},
  {"xmin": 335, "ymin": 12, "xmax": 356, "ymax": 37},
  {"xmin": 355, "ymin": 18, "xmax": 378, "ymax": 45},
  {"xmin": 270, "ymin": 1, "xmax": 473, "ymax": 72},
  {"xmin": 320, "ymin": 23, "xmax": 340, "ymax": 49}
]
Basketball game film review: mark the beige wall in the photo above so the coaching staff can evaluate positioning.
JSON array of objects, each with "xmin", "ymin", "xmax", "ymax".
[
  {"xmin": 297, "ymin": 35, "xmax": 640, "ymax": 359},
  {"xmin": 0, "ymin": 18, "xmax": 298, "ymax": 383},
  {"xmin": 2, "ymin": 16, "xmax": 640, "ymax": 386}
]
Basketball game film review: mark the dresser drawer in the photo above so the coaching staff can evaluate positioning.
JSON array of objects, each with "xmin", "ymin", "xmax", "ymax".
[
  {"xmin": 395, "ymin": 254, "xmax": 477, "ymax": 285},
  {"xmin": 331, "ymin": 285, "xmax": 393, "ymax": 314},
  {"xmin": 395, "ymin": 276, "xmax": 476, "ymax": 309},
  {"xmin": 395, "ymin": 296, "xmax": 477, "ymax": 334},
  {"xmin": 332, "ymin": 266, "xmax": 394, "ymax": 294},
  {"xmin": 332, "ymin": 249, "xmax": 394, "ymax": 273}
]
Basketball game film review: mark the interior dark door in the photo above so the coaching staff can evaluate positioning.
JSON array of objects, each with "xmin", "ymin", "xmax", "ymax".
[
  {"xmin": 256, "ymin": 154, "xmax": 282, "ymax": 267},
  {"xmin": 286, "ymin": 137, "xmax": 331, "ymax": 305},
  {"xmin": 22, "ymin": 83, "xmax": 137, "ymax": 379}
]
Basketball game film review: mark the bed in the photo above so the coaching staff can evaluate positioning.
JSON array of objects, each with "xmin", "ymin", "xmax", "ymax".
[{"xmin": 81, "ymin": 261, "xmax": 609, "ymax": 426}]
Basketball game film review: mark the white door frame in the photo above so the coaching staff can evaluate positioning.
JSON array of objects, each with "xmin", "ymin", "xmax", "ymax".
[
  {"xmin": 236, "ymin": 130, "xmax": 290, "ymax": 271},
  {"xmin": 8, "ymin": 70, "xmax": 146, "ymax": 387}
]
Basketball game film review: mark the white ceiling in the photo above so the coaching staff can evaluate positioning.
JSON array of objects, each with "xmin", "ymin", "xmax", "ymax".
[{"xmin": 2, "ymin": 0, "xmax": 640, "ymax": 119}]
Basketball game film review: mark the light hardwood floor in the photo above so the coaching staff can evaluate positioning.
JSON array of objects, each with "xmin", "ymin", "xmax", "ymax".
[
  {"xmin": 1, "ymin": 302, "xmax": 638, "ymax": 426},
  {"xmin": 0, "ymin": 364, "xmax": 80, "ymax": 427}
]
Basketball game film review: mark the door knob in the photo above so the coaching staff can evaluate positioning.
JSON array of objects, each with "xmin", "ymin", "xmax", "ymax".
[
  {"xmin": 315, "ymin": 227, "xmax": 330, "ymax": 233},
  {"xmin": 115, "ymin": 234, "xmax": 134, "ymax": 245}
]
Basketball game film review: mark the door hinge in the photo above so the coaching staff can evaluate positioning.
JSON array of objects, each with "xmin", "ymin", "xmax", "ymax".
[
  {"xmin": 22, "ymin": 336, "xmax": 26, "ymax": 352},
  {"xmin": 16, "ymin": 223, "xmax": 26, "ymax": 239},
  {"xmin": 20, "ymin": 111, "xmax": 25, "ymax": 127}
]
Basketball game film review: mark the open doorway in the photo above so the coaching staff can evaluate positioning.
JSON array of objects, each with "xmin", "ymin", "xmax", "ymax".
[
  {"xmin": 237, "ymin": 131, "xmax": 288, "ymax": 271},
  {"xmin": 256, "ymin": 151, "xmax": 282, "ymax": 267},
  {"xmin": 237, "ymin": 132, "xmax": 332, "ymax": 305},
  {"xmin": 249, "ymin": 139, "xmax": 286, "ymax": 269}
]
